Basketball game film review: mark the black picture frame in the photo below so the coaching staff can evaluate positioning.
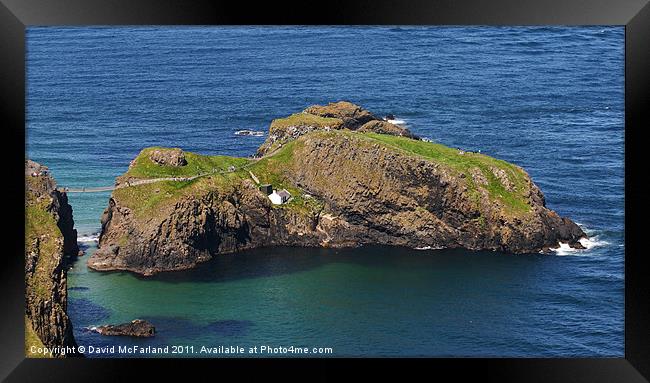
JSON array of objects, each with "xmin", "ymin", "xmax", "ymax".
[{"xmin": 2, "ymin": 0, "xmax": 648, "ymax": 381}]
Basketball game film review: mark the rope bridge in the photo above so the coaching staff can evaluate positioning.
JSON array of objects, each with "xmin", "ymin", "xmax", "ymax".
[{"xmin": 56, "ymin": 162, "xmax": 256, "ymax": 194}]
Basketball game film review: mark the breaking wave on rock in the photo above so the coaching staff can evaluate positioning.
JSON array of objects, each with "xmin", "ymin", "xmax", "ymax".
[
  {"xmin": 387, "ymin": 118, "xmax": 407, "ymax": 126},
  {"xmin": 234, "ymin": 129, "xmax": 265, "ymax": 137},
  {"xmin": 77, "ymin": 233, "xmax": 100, "ymax": 244},
  {"xmin": 551, "ymin": 224, "xmax": 610, "ymax": 256}
]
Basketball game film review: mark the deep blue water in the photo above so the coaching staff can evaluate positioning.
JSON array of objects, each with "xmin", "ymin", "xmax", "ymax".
[{"xmin": 26, "ymin": 26, "xmax": 624, "ymax": 357}]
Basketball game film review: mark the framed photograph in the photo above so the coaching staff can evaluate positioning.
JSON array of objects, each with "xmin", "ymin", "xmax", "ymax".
[{"xmin": 3, "ymin": 0, "xmax": 648, "ymax": 381}]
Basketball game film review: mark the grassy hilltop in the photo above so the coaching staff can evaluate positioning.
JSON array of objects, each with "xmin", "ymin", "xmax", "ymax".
[{"xmin": 117, "ymin": 128, "xmax": 532, "ymax": 221}]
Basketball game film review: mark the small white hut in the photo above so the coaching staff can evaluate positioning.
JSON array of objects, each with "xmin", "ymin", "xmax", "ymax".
[{"xmin": 269, "ymin": 189, "xmax": 291, "ymax": 205}]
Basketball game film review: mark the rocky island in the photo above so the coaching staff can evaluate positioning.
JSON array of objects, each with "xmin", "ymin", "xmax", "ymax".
[
  {"xmin": 91, "ymin": 319, "xmax": 156, "ymax": 337},
  {"xmin": 88, "ymin": 101, "xmax": 586, "ymax": 276},
  {"xmin": 25, "ymin": 160, "xmax": 80, "ymax": 357}
]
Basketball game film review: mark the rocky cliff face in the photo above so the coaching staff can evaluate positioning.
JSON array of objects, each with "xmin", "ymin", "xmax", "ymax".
[
  {"xmin": 91, "ymin": 178, "xmax": 334, "ymax": 276},
  {"xmin": 283, "ymin": 132, "xmax": 585, "ymax": 252},
  {"xmin": 89, "ymin": 102, "xmax": 586, "ymax": 276},
  {"xmin": 25, "ymin": 160, "xmax": 80, "ymax": 357}
]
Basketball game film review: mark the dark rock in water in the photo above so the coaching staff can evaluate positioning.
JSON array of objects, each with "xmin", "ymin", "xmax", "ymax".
[
  {"xmin": 384, "ymin": 114, "xmax": 396, "ymax": 121},
  {"xmin": 149, "ymin": 148, "xmax": 187, "ymax": 167},
  {"xmin": 571, "ymin": 241, "xmax": 586, "ymax": 250},
  {"xmin": 95, "ymin": 319, "xmax": 155, "ymax": 337}
]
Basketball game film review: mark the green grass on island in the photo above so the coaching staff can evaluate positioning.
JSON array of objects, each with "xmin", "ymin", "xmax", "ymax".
[
  {"xmin": 115, "ymin": 130, "xmax": 532, "ymax": 220},
  {"xmin": 124, "ymin": 147, "xmax": 252, "ymax": 179},
  {"xmin": 248, "ymin": 139, "xmax": 325, "ymax": 216},
  {"xmin": 269, "ymin": 113, "xmax": 343, "ymax": 132},
  {"xmin": 361, "ymin": 132, "xmax": 532, "ymax": 215},
  {"xmin": 115, "ymin": 141, "xmax": 323, "ymax": 219}
]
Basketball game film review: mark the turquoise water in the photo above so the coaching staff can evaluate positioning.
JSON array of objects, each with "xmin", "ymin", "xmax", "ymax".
[
  {"xmin": 27, "ymin": 26, "xmax": 624, "ymax": 357},
  {"xmin": 69, "ymin": 245, "xmax": 622, "ymax": 357}
]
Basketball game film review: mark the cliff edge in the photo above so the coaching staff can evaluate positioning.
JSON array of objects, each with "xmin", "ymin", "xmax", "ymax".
[
  {"xmin": 25, "ymin": 160, "xmax": 80, "ymax": 357},
  {"xmin": 89, "ymin": 102, "xmax": 586, "ymax": 276}
]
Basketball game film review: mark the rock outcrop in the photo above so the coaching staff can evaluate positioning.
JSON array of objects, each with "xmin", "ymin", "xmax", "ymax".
[
  {"xmin": 25, "ymin": 160, "xmax": 80, "ymax": 357},
  {"xmin": 93, "ymin": 319, "xmax": 155, "ymax": 337},
  {"xmin": 304, "ymin": 101, "xmax": 378, "ymax": 128},
  {"xmin": 89, "ymin": 103, "xmax": 586, "ymax": 276},
  {"xmin": 149, "ymin": 148, "xmax": 187, "ymax": 167},
  {"xmin": 357, "ymin": 120, "xmax": 419, "ymax": 139},
  {"xmin": 256, "ymin": 101, "xmax": 418, "ymax": 156}
]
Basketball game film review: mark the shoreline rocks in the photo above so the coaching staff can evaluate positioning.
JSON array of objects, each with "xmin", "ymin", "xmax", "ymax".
[{"xmin": 93, "ymin": 319, "xmax": 156, "ymax": 337}]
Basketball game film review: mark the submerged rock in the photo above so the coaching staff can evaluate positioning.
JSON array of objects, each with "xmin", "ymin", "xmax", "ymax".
[{"xmin": 94, "ymin": 319, "xmax": 156, "ymax": 337}]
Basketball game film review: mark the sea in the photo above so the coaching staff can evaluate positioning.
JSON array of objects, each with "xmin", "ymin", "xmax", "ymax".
[{"xmin": 26, "ymin": 26, "xmax": 624, "ymax": 357}]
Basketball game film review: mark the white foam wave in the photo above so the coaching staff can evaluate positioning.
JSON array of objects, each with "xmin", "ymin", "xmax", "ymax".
[
  {"xmin": 77, "ymin": 233, "xmax": 99, "ymax": 244},
  {"xmin": 548, "ymin": 223, "xmax": 611, "ymax": 256},
  {"xmin": 578, "ymin": 236, "xmax": 610, "ymax": 250},
  {"xmin": 234, "ymin": 129, "xmax": 265, "ymax": 137},
  {"xmin": 575, "ymin": 223, "xmax": 610, "ymax": 249},
  {"xmin": 550, "ymin": 236, "xmax": 610, "ymax": 256},
  {"xmin": 551, "ymin": 242, "xmax": 580, "ymax": 256},
  {"xmin": 415, "ymin": 245, "xmax": 443, "ymax": 251},
  {"xmin": 574, "ymin": 222, "xmax": 593, "ymax": 235},
  {"xmin": 387, "ymin": 118, "xmax": 407, "ymax": 125}
]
